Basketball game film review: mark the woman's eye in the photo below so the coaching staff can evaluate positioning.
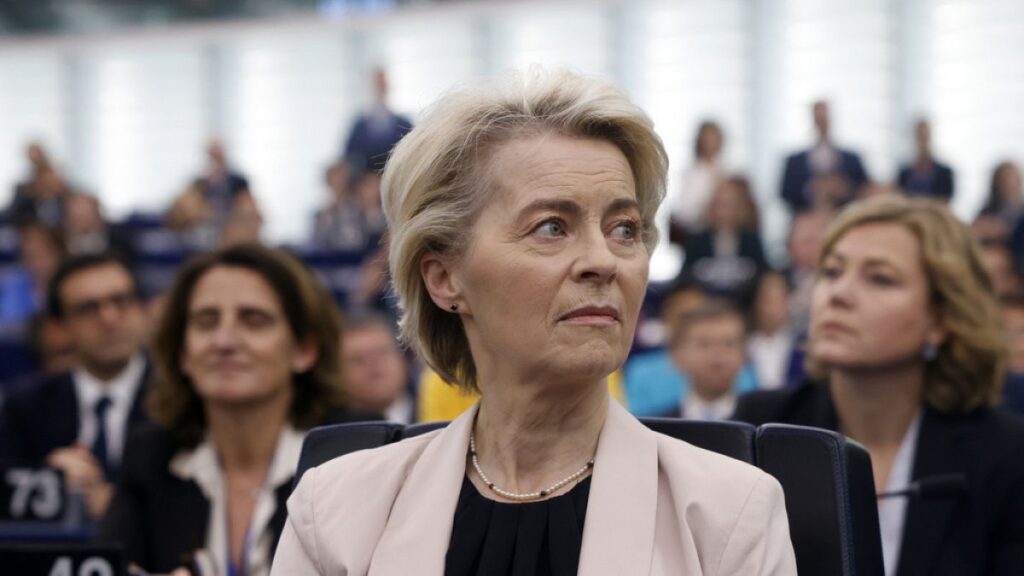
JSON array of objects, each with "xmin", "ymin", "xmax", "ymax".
[
  {"xmin": 611, "ymin": 220, "xmax": 639, "ymax": 241},
  {"xmin": 819, "ymin": 265, "xmax": 841, "ymax": 279},
  {"xmin": 534, "ymin": 219, "xmax": 565, "ymax": 238},
  {"xmin": 870, "ymin": 274, "xmax": 896, "ymax": 286}
]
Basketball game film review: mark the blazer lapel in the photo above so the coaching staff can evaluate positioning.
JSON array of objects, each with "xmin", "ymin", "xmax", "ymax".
[
  {"xmin": 577, "ymin": 399, "xmax": 658, "ymax": 576},
  {"xmin": 367, "ymin": 404, "xmax": 478, "ymax": 575},
  {"xmin": 895, "ymin": 409, "xmax": 973, "ymax": 576},
  {"xmin": 53, "ymin": 375, "xmax": 80, "ymax": 449}
]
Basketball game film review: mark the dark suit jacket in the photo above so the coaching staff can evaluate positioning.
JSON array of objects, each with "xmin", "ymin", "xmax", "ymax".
[
  {"xmin": 897, "ymin": 161, "xmax": 954, "ymax": 202},
  {"xmin": 343, "ymin": 111, "xmax": 413, "ymax": 173},
  {"xmin": 98, "ymin": 423, "xmax": 291, "ymax": 573},
  {"xmin": 733, "ymin": 383, "xmax": 1024, "ymax": 576},
  {"xmin": 0, "ymin": 367, "xmax": 150, "ymax": 473},
  {"xmin": 781, "ymin": 147, "xmax": 869, "ymax": 212},
  {"xmin": 679, "ymin": 229, "xmax": 767, "ymax": 308}
]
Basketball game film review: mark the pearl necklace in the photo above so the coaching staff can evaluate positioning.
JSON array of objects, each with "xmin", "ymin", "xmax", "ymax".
[{"xmin": 468, "ymin": 432, "xmax": 595, "ymax": 502}]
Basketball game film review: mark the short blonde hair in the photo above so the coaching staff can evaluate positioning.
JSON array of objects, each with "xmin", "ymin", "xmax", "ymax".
[
  {"xmin": 806, "ymin": 196, "xmax": 1007, "ymax": 413},
  {"xmin": 382, "ymin": 68, "xmax": 668, "ymax": 391}
]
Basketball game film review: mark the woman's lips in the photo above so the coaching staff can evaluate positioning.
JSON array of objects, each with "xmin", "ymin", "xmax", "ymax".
[{"xmin": 559, "ymin": 305, "xmax": 620, "ymax": 325}]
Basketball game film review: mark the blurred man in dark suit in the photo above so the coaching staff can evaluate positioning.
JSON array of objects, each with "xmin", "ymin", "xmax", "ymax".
[
  {"xmin": 342, "ymin": 68, "xmax": 413, "ymax": 173},
  {"xmin": 0, "ymin": 253, "xmax": 150, "ymax": 519},
  {"xmin": 897, "ymin": 119, "xmax": 954, "ymax": 203},
  {"xmin": 780, "ymin": 100, "xmax": 869, "ymax": 213}
]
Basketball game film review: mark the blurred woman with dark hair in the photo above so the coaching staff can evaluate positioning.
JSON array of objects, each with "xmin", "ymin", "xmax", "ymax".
[{"xmin": 100, "ymin": 243, "xmax": 353, "ymax": 576}]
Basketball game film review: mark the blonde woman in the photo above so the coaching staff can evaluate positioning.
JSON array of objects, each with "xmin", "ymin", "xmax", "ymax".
[
  {"xmin": 272, "ymin": 70, "xmax": 795, "ymax": 575},
  {"xmin": 735, "ymin": 196, "xmax": 1024, "ymax": 576}
]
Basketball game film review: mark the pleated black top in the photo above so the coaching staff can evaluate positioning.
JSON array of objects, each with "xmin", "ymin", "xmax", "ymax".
[{"xmin": 444, "ymin": 475, "xmax": 593, "ymax": 576}]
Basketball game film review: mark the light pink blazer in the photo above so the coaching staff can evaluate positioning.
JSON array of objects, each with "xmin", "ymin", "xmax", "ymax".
[{"xmin": 271, "ymin": 399, "xmax": 797, "ymax": 575}]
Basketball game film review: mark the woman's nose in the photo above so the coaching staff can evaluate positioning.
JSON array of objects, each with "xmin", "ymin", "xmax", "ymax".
[{"xmin": 573, "ymin": 227, "xmax": 618, "ymax": 284}]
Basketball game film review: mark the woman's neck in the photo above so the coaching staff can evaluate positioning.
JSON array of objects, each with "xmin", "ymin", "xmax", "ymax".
[
  {"xmin": 205, "ymin": 397, "xmax": 291, "ymax": 474},
  {"xmin": 829, "ymin": 362, "xmax": 924, "ymax": 448},
  {"xmin": 472, "ymin": 376, "xmax": 608, "ymax": 496}
]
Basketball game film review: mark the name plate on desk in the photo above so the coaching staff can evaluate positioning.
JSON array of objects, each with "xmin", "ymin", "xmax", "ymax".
[
  {"xmin": 0, "ymin": 543, "xmax": 123, "ymax": 576},
  {"xmin": 0, "ymin": 468, "xmax": 67, "ymax": 522}
]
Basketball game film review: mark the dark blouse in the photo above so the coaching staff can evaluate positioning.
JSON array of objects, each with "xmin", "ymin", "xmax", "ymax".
[{"xmin": 445, "ymin": 475, "xmax": 592, "ymax": 576}]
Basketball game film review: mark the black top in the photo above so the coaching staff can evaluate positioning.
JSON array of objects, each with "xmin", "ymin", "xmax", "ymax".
[{"xmin": 445, "ymin": 476, "xmax": 592, "ymax": 576}]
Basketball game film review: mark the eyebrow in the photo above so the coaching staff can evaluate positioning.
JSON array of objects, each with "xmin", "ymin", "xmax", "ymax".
[
  {"xmin": 516, "ymin": 197, "xmax": 641, "ymax": 219},
  {"xmin": 824, "ymin": 252, "xmax": 901, "ymax": 270}
]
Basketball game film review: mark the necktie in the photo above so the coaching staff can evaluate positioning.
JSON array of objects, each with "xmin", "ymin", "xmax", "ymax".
[{"xmin": 91, "ymin": 396, "xmax": 113, "ymax": 479}]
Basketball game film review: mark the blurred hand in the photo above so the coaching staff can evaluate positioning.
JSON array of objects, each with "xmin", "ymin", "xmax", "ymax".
[{"xmin": 46, "ymin": 443, "xmax": 113, "ymax": 519}]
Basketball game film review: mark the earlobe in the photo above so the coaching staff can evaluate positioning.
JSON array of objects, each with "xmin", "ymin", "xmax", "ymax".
[
  {"xmin": 291, "ymin": 340, "xmax": 319, "ymax": 373},
  {"xmin": 421, "ymin": 253, "xmax": 465, "ymax": 313}
]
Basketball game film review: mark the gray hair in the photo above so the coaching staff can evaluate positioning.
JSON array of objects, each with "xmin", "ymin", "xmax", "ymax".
[{"xmin": 381, "ymin": 68, "xmax": 668, "ymax": 391}]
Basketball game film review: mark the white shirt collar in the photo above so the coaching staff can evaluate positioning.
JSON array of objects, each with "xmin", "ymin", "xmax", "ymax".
[
  {"xmin": 879, "ymin": 410, "xmax": 923, "ymax": 576},
  {"xmin": 682, "ymin": 391, "xmax": 737, "ymax": 421},
  {"xmin": 384, "ymin": 393, "xmax": 414, "ymax": 425},
  {"xmin": 73, "ymin": 353, "xmax": 146, "ymax": 410},
  {"xmin": 169, "ymin": 424, "xmax": 306, "ymax": 576}
]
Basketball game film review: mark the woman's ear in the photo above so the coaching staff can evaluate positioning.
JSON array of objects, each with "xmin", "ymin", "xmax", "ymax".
[
  {"xmin": 421, "ymin": 252, "xmax": 466, "ymax": 313},
  {"xmin": 291, "ymin": 338, "xmax": 319, "ymax": 374}
]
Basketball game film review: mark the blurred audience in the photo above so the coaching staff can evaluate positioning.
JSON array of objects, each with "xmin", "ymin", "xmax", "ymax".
[
  {"xmin": 201, "ymin": 139, "xmax": 251, "ymax": 222},
  {"xmin": 1001, "ymin": 297, "xmax": 1024, "ymax": 415},
  {"xmin": 63, "ymin": 192, "xmax": 135, "ymax": 264},
  {"xmin": 785, "ymin": 210, "xmax": 830, "ymax": 333},
  {"xmin": 748, "ymin": 270, "xmax": 798, "ymax": 391},
  {"xmin": 341, "ymin": 67, "xmax": 413, "ymax": 173},
  {"xmin": 220, "ymin": 191, "xmax": 264, "ymax": 247},
  {"xmin": 677, "ymin": 176, "xmax": 766, "ymax": 310},
  {"xmin": 663, "ymin": 300, "xmax": 747, "ymax": 420},
  {"xmin": 622, "ymin": 281, "xmax": 756, "ymax": 416},
  {"xmin": 978, "ymin": 160, "xmax": 1023, "ymax": 231},
  {"xmin": 27, "ymin": 310, "xmax": 77, "ymax": 376},
  {"xmin": 99, "ymin": 244, "xmax": 349, "ymax": 576},
  {"xmin": 0, "ymin": 221, "xmax": 65, "ymax": 327},
  {"xmin": 977, "ymin": 240, "xmax": 1023, "ymax": 300},
  {"xmin": 669, "ymin": 120, "xmax": 726, "ymax": 241},
  {"xmin": 897, "ymin": 119, "xmax": 954, "ymax": 203},
  {"xmin": 0, "ymin": 253, "xmax": 149, "ymax": 520},
  {"xmin": 340, "ymin": 310, "xmax": 413, "ymax": 424},
  {"xmin": 781, "ymin": 100, "xmax": 869, "ymax": 213},
  {"xmin": 165, "ymin": 179, "xmax": 219, "ymax": 250},
  {"xmin": 7, "ymin": 143, "xmax": 69, "ymax": 227}
]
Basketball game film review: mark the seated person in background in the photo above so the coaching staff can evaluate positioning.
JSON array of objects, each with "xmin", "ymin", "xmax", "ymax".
[
  {"xmin": 0, "ymin": 253, "xmax": 149, "ymax": 520},
  {"xmin": 341, "ymin": 310, "xmax": 414, "ymax": 424},
  {"xmin": 63, "ymin": 192, "xmax": 135, "ymax": 265},
  {"xmin": 273, "ymin": 69, "xmax": 795, "ymax": 575},
  {"xmin": 1001, "ymin": 297, "xmax": 1024, "ymax": 415},
  {"xmin": 977, "ymin": 160, "xmax": 1023, "ymax": 230},
  {"xmin": 165, "ymin": 179, "xmax": 219, "ymax": 250},
  {"xmin": 312, "ymin": 161, "xmax": 366, "ymax": 250},
  {"xmin": 7, "ymin": 143, "xmax": 69, "ymax": 227},
  {"xmin": 748, "ymin": 270, "xmax": 799, "ymax": 390},
  {"xmin": 623, "ymin": 280, "xmax": 756, "ymax": 416},
  {"xmin": 27, "ymin": 309, "xmax": 78, "ymax": 376},
  {"xmin": 100, "ymin": 244, "xmax": 350, "ymax": 576},
  {"xmin": 219, "ymin": 192, "xmax": 264, "ymax": 247},
  {"xmin": 896, "ymin": 118, "xmax": 954, "ymax": 203},
  {"xmin": 677, "ymin": 176, "xmax": 767, "ymax": 310},
  {"xmin": 785, "ymin": 210, "xmax": 830, "ymax": 334},
  {"xmin": 0, "ymin": 220, "xmax": 65, "ymax": 327},
  {"xmin": 977, "ymin": 240, "xmax": 1022, "ymax": 300},
  {"xmin": 661, "ymin": 300, "xmax": 746, "ymax": 420},
  {"xmin": 733, "ymin": 196, "xmax": 1024, "ymax": 576}
]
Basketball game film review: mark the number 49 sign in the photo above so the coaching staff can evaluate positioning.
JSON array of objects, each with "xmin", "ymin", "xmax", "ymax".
[{"xmin": 0, "ymin": 544, "xmax": 123, "ymax": 576}]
